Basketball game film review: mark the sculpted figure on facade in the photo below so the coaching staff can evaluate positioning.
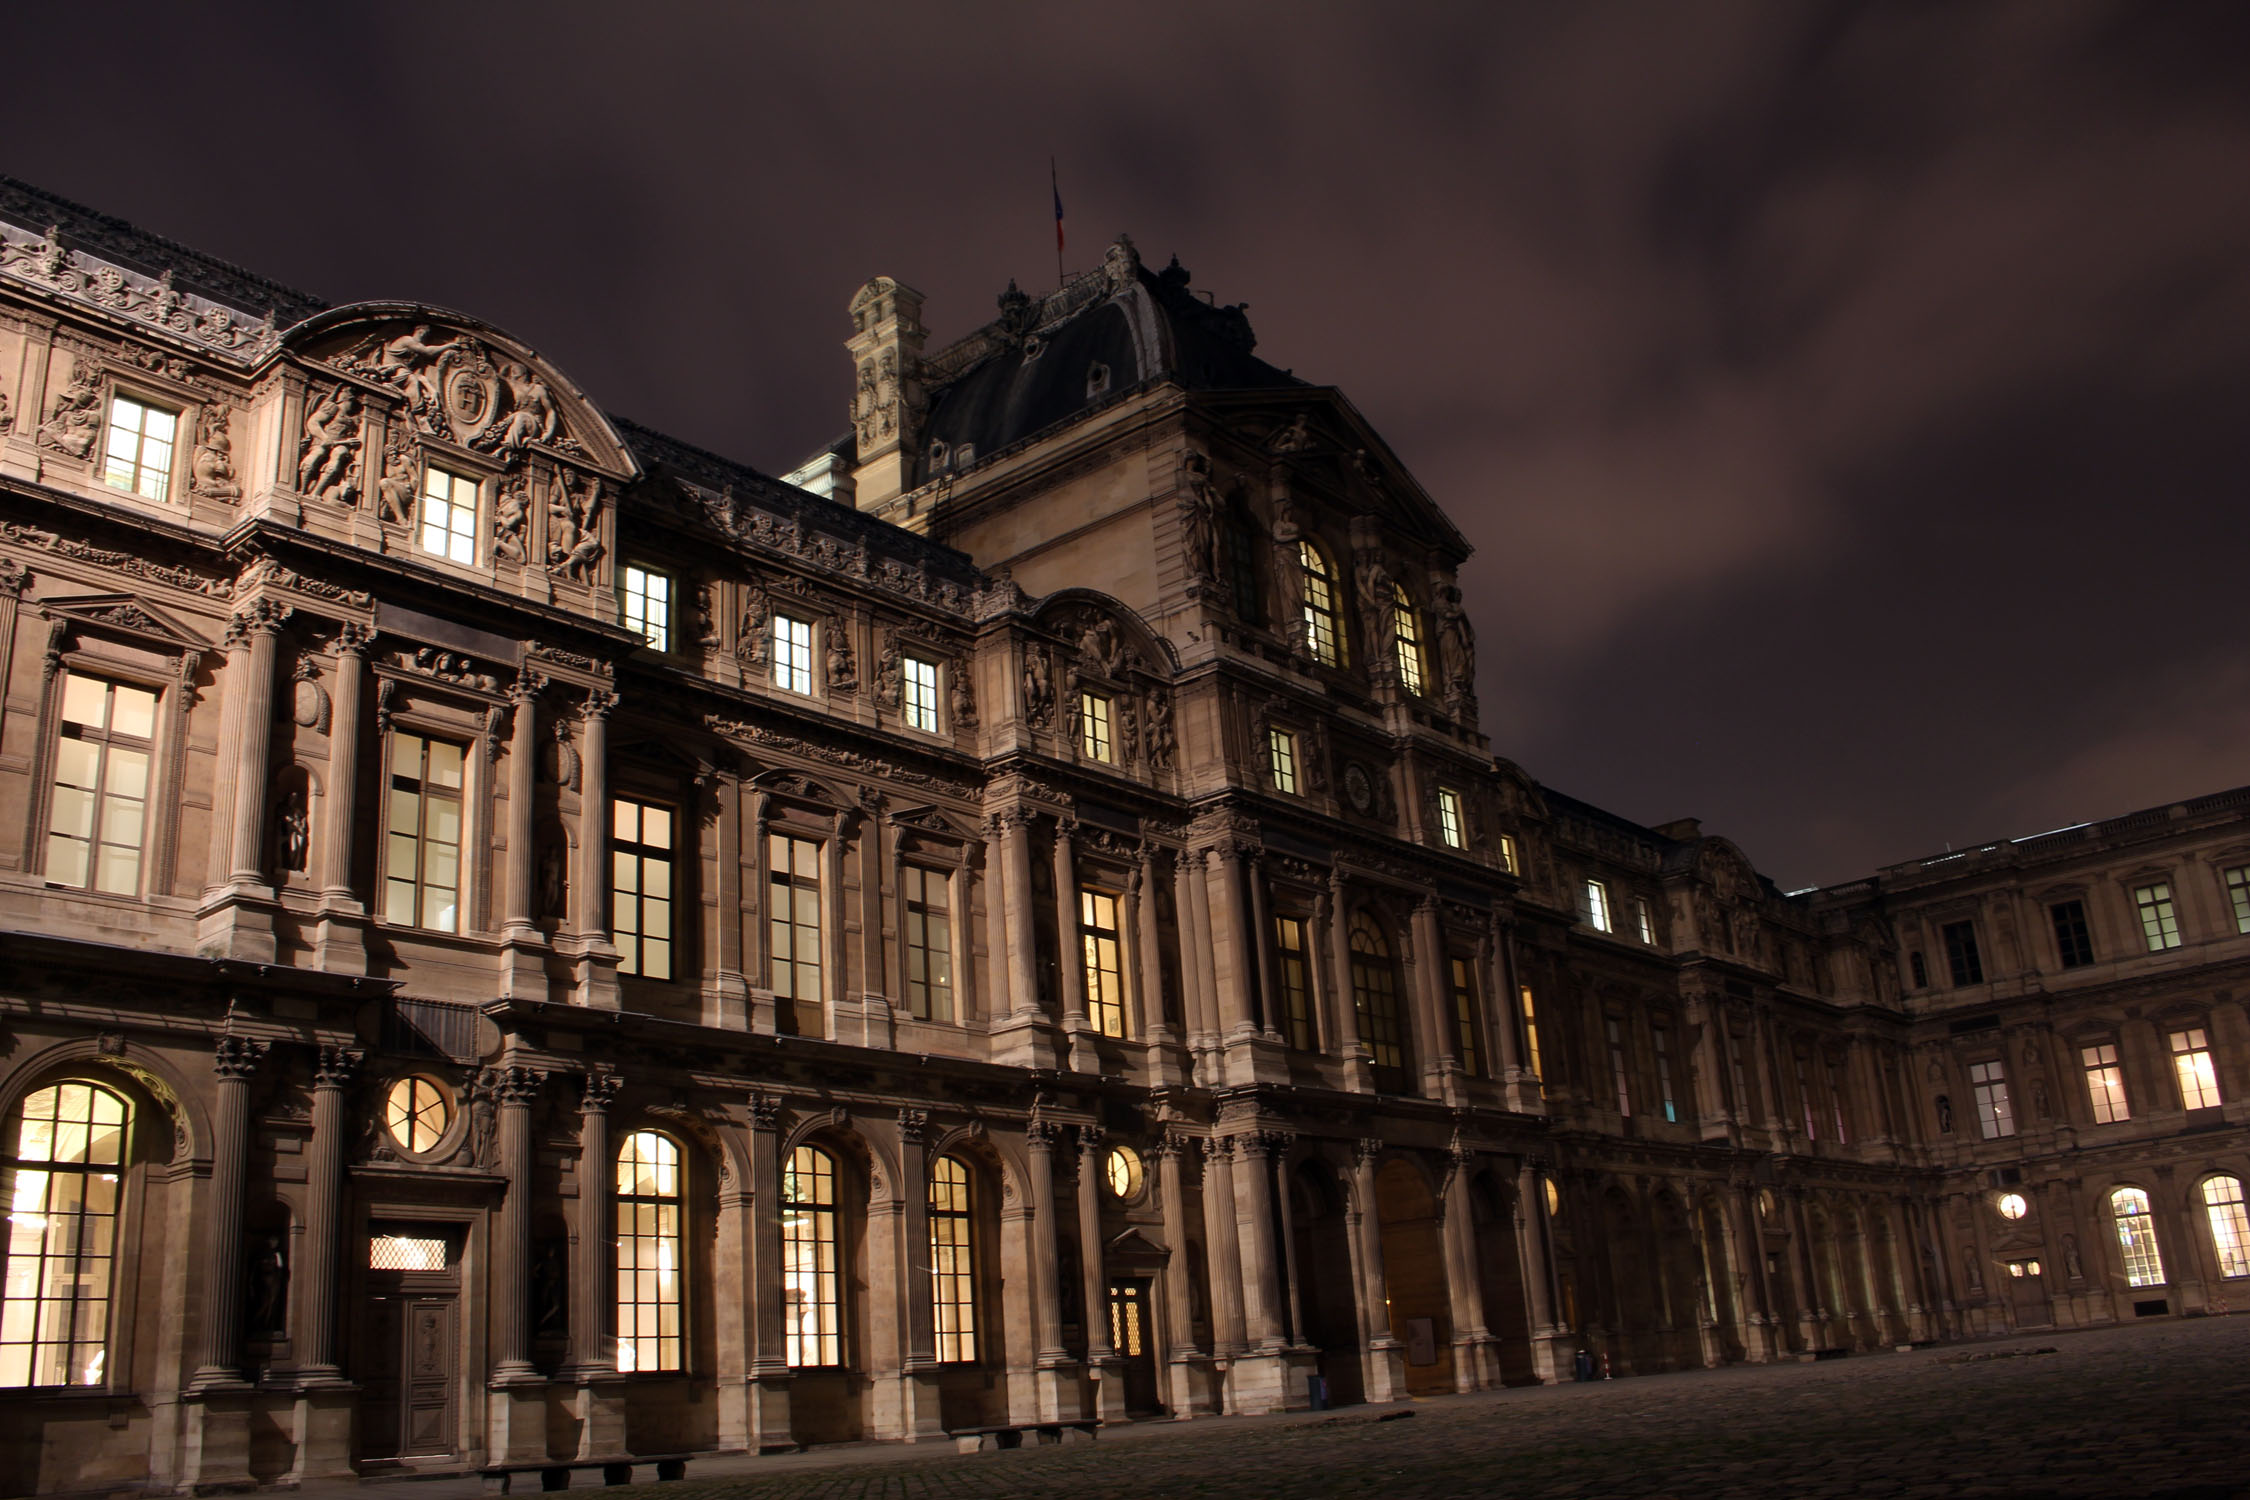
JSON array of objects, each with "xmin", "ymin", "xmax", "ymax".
[
  {"xmin": 492, "ymin": 475, "xmax": 531, "ymax": 564},
  {"xmin": 736, "ymin": 579, "xmax": 769, "ymax": 666},
  {"xmin": 1177, "ymin": 453, "xmax": 1226, "ymax": 590},
  {"xmin": 825, "ymin": 618, "xmax": 857, "ymax": 692},
  {"xmin": 189, "ymin": 404, "xmax": 242, "ymax": 501},
  {"xmin": 485, "ymin": 361, "xmax": 561, "ymax": 456},
  {"xmin": 546, "ymin": 473, "xmax": 604, "ymax": 581},
  {"xmin": 375, "ymin": 324, "xmax": 457, "ymax": 414},
  {"xmin": 376, "ymin": 437, "xmax": 417, "ymax": 526},
  {"xmin": 37, "ymin": 362, "xmax": 101, "ymax": 458},
  {"xmin": 298, "ymin": 387, "xmax": 361, "ymax": 503},
  {"xmin": 1022, "ymin": 647, "xmax": 1053, "ymax": 729},
  {"xmin": 950, "ymin": 656, "xmax": 978, "ymax": 729}
]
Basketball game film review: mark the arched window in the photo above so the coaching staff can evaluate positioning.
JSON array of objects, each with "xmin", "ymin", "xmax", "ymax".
[
  {"xmin": 929, "ymin": 1156, "xmax": 977, "ymax": 1363},
  {"xmin": 1298, "ymin": 541, "xmax": 1343, "ymax": 667},
  {"xmin": 782, "ymin": 1145, "xmax": 841, "ymax": 1367},
  {"xmin": 615, "ymin": 1132, "xmax": 682, "ymax": 1373},
  {"xmin": 2201, "ymin": 1175, "xmax": 2249, "ymax": 1279},
  {"xmin": 1349, "ymin": 913, "xmax": 1404, "ymax": 1073},
  {"xmin": 2110, "ymin": 1186, "xmax": 2166, "ymax": 1288},
  {"xmin": 2, "ymin": 1081, "xmax": 129, "ymax": 1387},
  {"xmin": 1391, "ymin": 582, "xmax": 1425, "ymax": 694}
]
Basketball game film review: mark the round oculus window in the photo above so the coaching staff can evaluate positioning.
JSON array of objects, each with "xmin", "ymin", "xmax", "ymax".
[
  {"xmin": 385, "ymin": 1076, "xmax": 454, "ymax": 1155},
  {"xmin": 1344, "ymin": 763, "xmax": 1375, "ymax": 813},
  {"xmin": 1104, "ymin": 1146, "xmax": 1145, "ymax": 1200},
  {"xmin": 1543, "ymin": 1178, "xmax": 1561, "ymax": 1216},
  {"xmin": 1996, "ymin": 1192, "xmax": 2029, "ymax": 1220}
]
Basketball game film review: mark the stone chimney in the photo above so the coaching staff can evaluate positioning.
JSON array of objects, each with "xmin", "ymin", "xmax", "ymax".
[{"xmin": 845, "ymin": 276, "xmax": 926, "ymax": 511}]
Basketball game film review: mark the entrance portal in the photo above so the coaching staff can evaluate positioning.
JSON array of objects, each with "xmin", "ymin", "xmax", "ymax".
[
  {"xmin": 358, "ymin": 1224, "xmax": 462, "ymax": 1465},
  {"xmin": 1106, "ymin": 1280, "xmax": 1161, "ymax": 1414}
]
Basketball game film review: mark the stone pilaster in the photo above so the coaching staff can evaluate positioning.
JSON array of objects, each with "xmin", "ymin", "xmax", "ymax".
[
  {"xmin": 1076, "ymin": 1125, "xmax": 1124, "ymax": 1422},
  {"xmin": 573, "ymin": 689, "xmax": 620, "ymax": 1008},
  {"xmin": 743, "ymin": 1093, "xmax": 794, "ymax": 1450},
  {"xmin": 182, "ymin": 1035, "xmax": 268, "ymax": 1493},
  {"xmin": 1352, "ymin": 1139, "xmax": 1406, "ymax": 1401},
  {"xmin": 498, "ymin": 671, "xmax": 546, "ymax": 997},
  {"xmin": 1054, "ymin": 819, "xmax": 1098, "ymax": 1071},
  {"xmin": 1155, "ymin": 1133, "xmax": 1213, "ymax": 1415},
  {"xmin": 199, "ymin": 600, "xmax": 291, "ymax": 960},
  {"xmin": 1025, "ymin": 1117, "xmax": 1072, "ymax": 1420},
  {"xmin": 893, "ymin": 1108, "xmax": 944, "ymax": 1439},
  {"xmin": 564, "ymin": 1069, "xmax": 625, "ymax": 1456},
  {"xmin": 487, "ymin": 1065, "xmax": 548, "ymax": 1462},
  {"xmin": 313, "ymin": 623, "xmax": 371, "ymax": 973}
]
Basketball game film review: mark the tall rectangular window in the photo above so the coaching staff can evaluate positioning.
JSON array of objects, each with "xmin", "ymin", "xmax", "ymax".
[
  {"xmin": 101, "ymin": 396, "xmax": 176, "ymax": 500},
  {"xmin": 1498, "ymin": 834, "xmax": 1519, "ymax": 876},
  {"xmin": 768, "ymin": 834, "xmax": 823, "ymax": 1004},
  {"xmin": 2171, "ymin": 1028, "xmax": 2222, "ymax": 1109},
  {"xmin": 929, "ymin": 1157, "xmax": 978, "ymax": 1363},
  {"xmin": 2082, "ymin": 1042, "xmax": 2130, "ymax": 1123},
  {"xmin": 773, "ymin": 616, "xmax": 815, "ymax": 695},
  {"xmin": 780, "ymin": 1146, "xmax": 841, "ymax": 1367},
  {"xmin": 1079, "ymin": 888, "xmax": 1126, "ymax": 1037},
  {"xmin": 620, "ymin": 565, "xmax": 671, "ymax": 652},
  {"xmin": 615, "ymin": 1132, "xmax": 683, "ymax": 1374},
  {"xmin": 1653, "ymin": 1028, "xmax": 1677, "ymax": 1123},
  {"xmin": 2050, "ymin": 900, "xmax": 2095, "ymax": 969},
  {"xmin": 1080, "ymin": 693, "xmax": 1113, "ymax": 763},
  {"xmin": 1634, "ymin": 897, "xmax": 1656, "ymax": 944},
  {"xmin": 1970, "ymin": 1059, "xmax": 2015, "ymax": 1138},
  {"xmin": 1585, "ymin": 879, "xmax": 1612, "ymax": 933},
  {"xmin": 1268, "ymin": 727, "xmax": 1298, "ymax": 794},
  {"xmin": 47, "ymin": 675, "xmax": 156, "ymax": 896},
  {"xmin": 1298, "ymin": 542, "xmax": 1343, "ymax": 667},
  {"xmin": 1436, "ymin": 788, "xmax": 1465, "ymax": 849},
  {"xmin": 2228, "ymin": 867, "xmax": 2250, "ymax": 935},
  {"xmin": 612, "ymin": 798, "xmax": 673, "ymax": 980},
  {"xmin": 1606, "ymin": 1018, "xmax": 1631, "ymax": 1116},
  {"xmin": 2135, "ymin": 883, "xmax": 2183, "ymax": 952},
  {"xmin": 903, "ymin": 865, "xmax": 954, "ymax": 1022},
  {"xmin": 1449, "ymin": 957, "xmax": 1482, "ymax": 1077},
  {"xmin": 1942, "ymin": 921, "xmax": 1984, "ymax": 986},
  {"xmin": 418, "ymin": 466, "xmax": 479, "ymax": 565},
  {"xmin": 1275, "ymin": 915, "xmax": 1315, "ymax": 1051},
  {"xmin": 902, "ymin": 657, "xmax": 941, "ymax": 733},
  {"xmin": 1391, "ymin": 584, "xmax": 1426, "ymax": 694},
  {"xmin": 384, "ymin": 732, "xmax": 464, "ymax": 932},
  {"xmin": 1520, "ymin": 986, "xmax": 1543, "ymax": 1078}
]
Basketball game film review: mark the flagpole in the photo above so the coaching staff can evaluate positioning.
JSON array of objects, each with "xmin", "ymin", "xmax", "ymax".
[{"xmin": 1051, "ymin": 157, "xmax": 1065, "ymax": 287}]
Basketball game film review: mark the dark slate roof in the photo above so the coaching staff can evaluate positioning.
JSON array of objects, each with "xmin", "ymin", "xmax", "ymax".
[
  {"xmin": 0, "ymin": 175, "xmax": 329, "ymax": 325},
  {"xmin": 919, "ymin": 247, "xmax": 1304, "ymax": 462}
]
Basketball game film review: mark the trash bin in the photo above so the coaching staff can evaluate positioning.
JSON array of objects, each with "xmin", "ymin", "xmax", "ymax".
[
  {"xmin": 1573, "ymin": 1347, "xmax": 1596, "ymax": 1383},
  {"xmin": 1307, "ymin": 1374, "xmax": 1328, "ymax": 1411}
]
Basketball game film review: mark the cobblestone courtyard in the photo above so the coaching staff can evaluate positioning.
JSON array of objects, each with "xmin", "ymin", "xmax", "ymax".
[{"xmin": 592, "ymin": 1318, "xmax": 2250, "ymax": 1500}]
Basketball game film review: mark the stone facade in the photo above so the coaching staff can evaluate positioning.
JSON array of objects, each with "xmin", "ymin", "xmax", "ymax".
[{"xmin": 0, "ymin": 180, "xmax": 2240, "ymax": 1493}]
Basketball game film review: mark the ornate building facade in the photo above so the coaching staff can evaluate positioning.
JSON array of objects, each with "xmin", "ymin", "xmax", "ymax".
[{"xmin": 0, "ymin": 177, "xmax": 2241, "ymax": 1493}]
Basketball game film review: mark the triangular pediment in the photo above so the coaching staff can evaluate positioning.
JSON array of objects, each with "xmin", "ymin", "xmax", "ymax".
[
  {"xmin": 1106, "ymin": 1226, "xmax": 1169, "ymax": 1264},
  {"xmin": 40, "ymin": 593, "xmax": 210, "ymax": 652}
]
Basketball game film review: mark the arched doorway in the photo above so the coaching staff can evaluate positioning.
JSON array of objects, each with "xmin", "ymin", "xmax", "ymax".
[
  {"xmin": 1288, "ymin": 1157, "xmax": 1364, "ymax": 1406},
  {"xmin": 1375, "ymin": 1159, "xmax": 1453, "ymax": 1395},
  {"xmin": 1650, "ymin": 1190, "xmax": 1704, "ymax": 1371}
]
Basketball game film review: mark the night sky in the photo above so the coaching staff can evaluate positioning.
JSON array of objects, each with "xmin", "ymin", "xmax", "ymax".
[{"xmin": 12, "ymin": 2, "xmax": 2249, "ymax": 890}]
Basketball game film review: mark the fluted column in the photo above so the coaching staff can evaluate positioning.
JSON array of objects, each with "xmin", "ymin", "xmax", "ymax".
[
  {"xmin": 1513, "ymin": 1161, "xmax": 1556, "ymax": 1335},
  {"xmin": 1054, "ymin": 818, "xmax": 1096, "ymax": 1068},
  {"xmin": 1200, "ymin": 1137, "xmax": 1246, "ymax": 1356},
  {"xmin": 898, "ymin": 1109, "xmax": 936, "ymax": 1369},
  {"xmin": 318, "ymin": 624, "xmax": 369, "ymax": 902},
  {"xmin": 1352, "ymin": 1139, "xmax": 1404, "ymax": 1400},
  {"xmin": 297, "ymin": 1044, "xmax": 361, "ymax": 1383},
  {"xmin": 1488, "ymin": 919, "xmax": 1524, "ymax": 1077},
  {"xmin": 1176, "ymin": 848, "xmax": 1217, "ymax": 1063},
  {"xmin": 1410, "ymin": 896, "xmax": 1454, "ymax": 1091},
  {"xmin": 1001, "ymin": 812, "xmax": 1040, "ymax": 1019},
  {"xmin": 502, "ymin": 673, "xmax": 541, "ymax": 935},
  {"xmin": 1233, "ymin": 1132, "xmax": 1288, "ymax": 1351},
  {"xmin": 491, "ymin": 1065, "xmax": 546, "ymax": 1383},
  {"xmin": 1207, "ymin": 845, "xmax": 1257, "ymax": 1040},
  {"xmin": 190, "ymin": 1036, "xmax": 268, "ymax": 1391},
  {"xmin": 1246, "ymin": 855, "xmax": 1282, "ymax": 1043},
  {"xmin": 1076, "ymin": 1127, "xmax": 1114, "ymax": 1360},
  {"xmin": 1027, "ymin": 1119, "xmax": 1068, "ymax": 1364},
  {"xmin": 744, "ymin": 1093, "xmax": 792, "ymax": 1446},
  {"xmin": 1330, "ymin": 870, "xmax": 1374, "ymax": 1090},
  {"xmin": 225, "ymin": 601, "xmax": 292, "ymax": 887},
  {"xmin": 575, "ymin": 690, "xmax": 619, "ymax": 1008},
  {"xmin": 1441, "ymin": 1147, "xmax": 1490, "ymax": 1387},
  {"xmin": 562, "ymin": 1068, "xmax": 622, "ymax": 1380}
]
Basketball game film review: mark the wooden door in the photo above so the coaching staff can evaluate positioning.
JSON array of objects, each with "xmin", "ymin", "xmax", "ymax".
[{"xmin": 358, "ymin": 1226, "xmax": 462, "ymax": 1465}]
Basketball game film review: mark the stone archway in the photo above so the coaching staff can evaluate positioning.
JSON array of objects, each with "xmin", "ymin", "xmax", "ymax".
[
  {"xmin": 1469, "ymin": 1169, "xmax": 1537, "ymax": 1384},
  {"xmin": 1649, "ymin": 1189, "xmax": 1705, "ymax": 1371},
  {"xmin": 1288, "ymin": 1157, "xmax": 1365, "ymax": 1407},
  {"xmin": 1375, "ymin": 1159, "xmax": 1454, "ymax": 1396}
]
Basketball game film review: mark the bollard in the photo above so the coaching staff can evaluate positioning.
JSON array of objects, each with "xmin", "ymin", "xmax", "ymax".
[{"xmin": 1601, "ymin": 1352, "xmax": 1613, "ymax": 1381}]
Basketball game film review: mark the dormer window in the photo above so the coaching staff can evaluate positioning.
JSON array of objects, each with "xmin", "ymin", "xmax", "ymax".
[
  {"xmin": 1435, "ymin": 787, "xmax": 1464, "ymax": 848},
  {"xmin": 419, "ymin": 466, "xmax": 479, "ymax": 565},
  {"xmin": 620, "ymin": 565, "xmax": 672, "ymax": 653},
  {"xmin": 1392, "ymin": 582, "xmax": 1426, "ymax": 693},
  {"xmin": 1080, "ymin": 692, "xmax": 1113, "ymax": 763},
  {"xmin": 1298, "ymin": 542, "xmax": 1343, "ymax": 667},
  {"xmin": 101, "ymin": 396, "xmax": 177, "ymax": 501},
  {"xmin": 1269, "ymin": 728, "xmax": 1299, "ymax": 794}
]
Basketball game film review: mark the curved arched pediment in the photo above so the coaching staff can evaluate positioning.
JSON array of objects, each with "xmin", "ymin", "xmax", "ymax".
[
  {"xmin": 1029, "ymin": 588, "xmax": 1179, "ymax": 679},
  {"xmin": 286, "ymin": 303, "xmax": 639, "ymax": 481}
]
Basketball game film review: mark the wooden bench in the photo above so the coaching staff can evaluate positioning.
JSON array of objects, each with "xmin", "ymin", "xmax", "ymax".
[
  {"xmin": 948, "ymin": 1420, "xmax": 1100, "ymax": 1454},
  {"xmin": 477, "ymin": 1453, "xmax": 693, "ymax": 1493}
]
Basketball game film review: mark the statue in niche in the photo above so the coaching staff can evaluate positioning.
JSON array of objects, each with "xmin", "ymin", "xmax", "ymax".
[
  {"xmin": 272, "ymin": 788, "xmax": 310, "ymax": 875},
  {"xmin": 1935, "ymin": 1094, "xmax": 1953, "ymax": 1134},
  {"xmin": 2063, "ymin": 1234, "xmax": 2083, "ymax": 1282},
  {"xmin": 2032, "ymin": 1078, "xmax": 2051, "ymax": 1120},
  {"xmin": 492, "ymin": 475, "xmax": 531, "ymax": 564},
  {"xmin": 852, "ymin": 360, "xmax": 879, "ymax": 448},
  {"xmin": 376, "ymin": 438, "xmax": 417, "ymax": 527},
  {"xmin": 0, "ymin": 383, "xmax": 12, "ymax": 433},
  {"xmin": 189, "ymin": 406, "xmax": 242, "ymax": 501},
  {"xmin": 1022, "ymin": 649, "xmax": 1053, "ymax": 729},
  {"xmin": 539, "ymin": 839, "xmax": 568, "ymax": 923},
  {"xmin": 1146, "ymin": 690, "xmax": 1175, "ymax": 770},
  {"xmin": 532, "ymin": 1238, "xmax": 568, "ymax": 1337},
  {"xmin": 247, "ymin": 1233, "xmax": 289, "ymax": 1337},
  {"xmin": 694, "ymin": 585, "xmax": 720, "ymax": 646},
  {"xmin": 874, "ymin": 634, "xmax": 902, "ymax": 708},
  {"xmin": 1118, "ymin": 696, "xmax": 1140, "ymax": 766},
  {"xmin": 297, "ymin": 387, "xmax": 361, "ymax": 502},
  {"xmin": 1963, "ymin": 1245, "xmax": 1983, "ymax": 1294},
  {"xmin": 1435, "ymin": 583, "xmax": 1476, "ymax": 695},
  {"xmin": 465, "ymin": 1070, "xmax": 499, "ymax": 1168},
  {"xmin": 1355, "ymin": 554, "xmax": 1396, "ymax": 666},
  {"xmin": 1176, "ymin": 454, "xmax": 1224, "ymax": 585}
]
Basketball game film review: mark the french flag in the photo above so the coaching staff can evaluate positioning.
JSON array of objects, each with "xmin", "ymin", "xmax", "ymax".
[{"xmin": 1052, "ymin": 159, "xmax": 1065, "ymax": 255}]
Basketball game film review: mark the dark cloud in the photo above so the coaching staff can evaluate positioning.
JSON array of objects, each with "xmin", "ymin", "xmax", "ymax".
[{"xmin": 9, "ymin": 0, "xmax": 2247, "ymax": 887}]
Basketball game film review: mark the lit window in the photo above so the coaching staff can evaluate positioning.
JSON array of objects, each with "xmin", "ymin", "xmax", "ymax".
[
  {"xmin": 768, "ymin": 834, "xmax": 823, "ymax": 1006},
  {"xmin": 1268, "ymin": 728, "xmax": 1298, "ymax": 794},
  {"xmin": 2111, "ymin": 1186, "xmax": 2166, "ymax": 1288},
  {"xmin": 1584, "ymin": 879, "xmax": 1612, "ymax": 933},
  {"xmin": 1942, "ymin": 922, "xmax": 1984, "ymax": 986},
  {"xmin": 1519, "ymin": 985, "xmax": 1543, "ymax": 1078},
  {"xmin": 1449, "ymin": 957, "xmax": 1483, "ymax": 1077},
  {"xmin": 384, "ymin": 1077, "xmax": 453, "ymax": 1155},
  {"xmin": 929, "ymin": 1157, "xmax": 977, "ymax": 1363},
  {"xmin": 620, "ymin": 566, "xmax": 671, "ymax": 653},
  {"xmin": 612, "ymin": 798, "xmax": 674, "ymax": 981},
  {"xmin": 1653, "ymin": 1028, "xmax": 1677, "ymax": 1123},
  {"xmin": 1606, "ymin": 1018, "xmax": 1632, "ymax": 1116},
  {"xmin": 2050, "ymin": 900, "xmax": 2094, "ymax": 969},
  {"xmin": 384, "ymin": 732, "xmax": 464, "ymax": 932},
  {"xmin": 2228, "ymin": 867, "xmax": 2250, "ymax": 935},
  {"xmin": 1635, "ymin": 897, "xmax": 1656, "ymax": 945},
  {"xmin": 781, "ymin": 1145, "xmax": 841, "ymax": 1367},
  {"xmin": 47, "ymin": 674, "xmax": 156, "ymax": 895},
  {"xmin": 773, "ymin": 615, "xmax": 815, "ymax": 696},
  {"xmin": 1498, "ymin": 834, "xmax": 1519, "ymax": 876},
  {"xmin": 1080, "ymin": 693, "xmax": 1113, "ymax": 763},
  {"xmin": 0, "ymin": 1082, "xmax": 128, "ymax": 1387},
  {"xmin": 418, "ymin": 466, "xmax": 479, "ymax": 565},
  {"xmin": 2134, "ymin": 883, "xmax": 2182, "ymax": 952},
  {"xmin": 1349, "ymin": 914, "xmax": 1404, "ymax": 1075},
  {"xmin": 2202, "ymin": 1176, "xmax": 2250, "ymax": 1279},
  {"xmin": 616, "ymin": 1132, "xmax": 683, "ymax": 1373},
  {"xmin": 1298, "ymin": 542, "xmax": 1343, "ymax": 667},
  {"xmin": 1079, "ymin": 888, "xmax": 1126, "ymax": 1037},
  {"xmin": 902, "ymin": 657, "xmax": 941, "ymax": 733},
  {"xmin": 2082, "ymin": 1043, "xmax": 2130, "ymax": 1124},
  {"xmin": 101, "ymin": 396, "xmax": 176, "ymax": 501},
  {"xmin": 902, "ymin": 865, "xmax": 953, "ymax": 1023},
  {"xmin": 1997, "ymin": 1192, "xmax": 2028, "ymax": 1220},
  {"xmin": 1276, "ymin": 916, "xmax": 1315, "ymax": 1051},
  {"xmin": 2170, "ymin": 1028, "xmax": 2222, "ymax": 1109},
  {"xmin": 1970, "ymin": 1059, "xmax": 2015, "ymax": 1139},
  {"xmin": 1391, "ymin": 582, "xmax": 1425, "ymax": 693},
  {"xmin": 1104, "ymin": 1148, "xmax": 1143, "ymax": 1199},
  {"xmin": 1436, "ymin": 788, "xmax": 1464, "ymax": 849}
]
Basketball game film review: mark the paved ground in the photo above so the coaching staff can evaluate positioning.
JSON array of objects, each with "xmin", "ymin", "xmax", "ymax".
[{"xmin": 335, "ymin": 1317, "xmax": 2250, "ymax": 1500}]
